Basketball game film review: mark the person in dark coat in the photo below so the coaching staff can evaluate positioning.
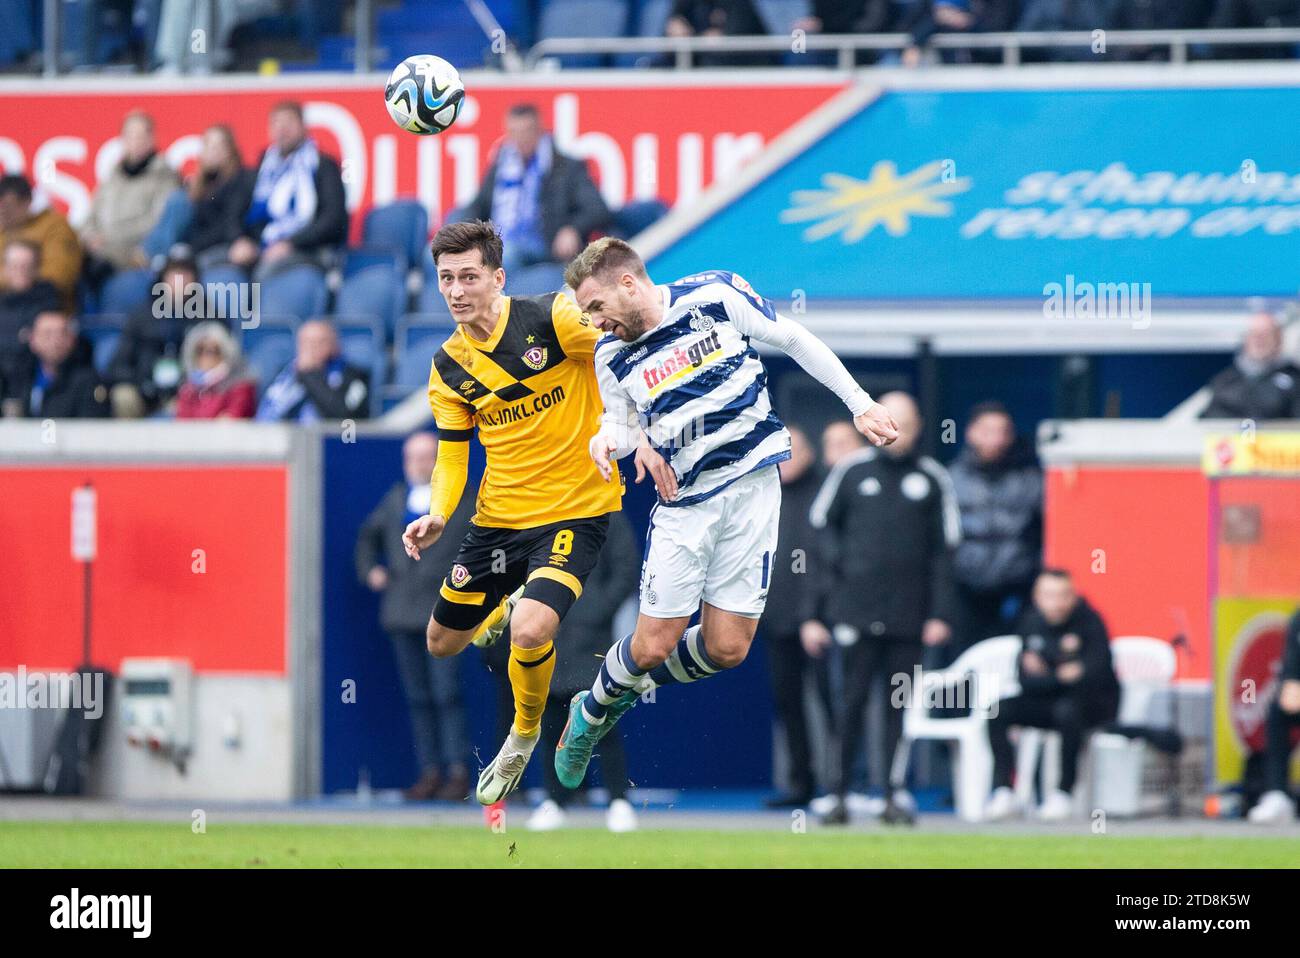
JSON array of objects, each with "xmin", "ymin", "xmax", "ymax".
[
  {"xmin": 255, "ymin": 320, "xmax": 370, "ymax": 423},
  {"xmin": 523, "ymin": 511, "xmax": 640, "ymax": 832},
  {"xmin": 948, "ymin": 401, "xmax": 1043, "ymax": 646},
  {"xmin": 985, "ymin": 568, "xmax": 1121, "ymax": 822},
  {"xmin": 227, "ymin": 101, "xmax": 348, "ymax": 281},
  {"xmin": 1248, "ymin": 607, "xmax": 1300, "ymax": 824},
  {"xmin": 455, "ymin": 104, "xmax": 610, "ymax": 272},
  {"xmin": 182, "ymin": 124, "xmax": 257, "ymax": 270},
  {"xmin": 1201, "ymin": 312, "xmax": 1300, "ymax": 421},
  {"xmin": 0, "ymin": 239, "xmax": 60, "ymax": 379},
  {"xmin": 355, "ymin": 432, "xmax": 475, "ymax": 801},
  {"xmin": 666, "ymin": 0, "xmax": 776, "ymax": 66},
  {"xmin": 808, "ymin": 392, "xmax": 962, "ymax": 825},
  {"xmin": 761, "ymin": 424, "xmax": 830, "ymax": 807},
  {"xmin": 0, "ymin": 311, "xmax": 107, "ymax": 419},
  {"xmin": 106, "ymin": 256, "xmax": 210, "ymax": 418}
]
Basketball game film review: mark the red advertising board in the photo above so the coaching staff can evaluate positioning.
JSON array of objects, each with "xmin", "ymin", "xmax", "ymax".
[
  {"xmin": 0, "ymin": 465, "xmax": 288, "ymax": 674},
  {"xmin": 0, "ymin": 77, "xmax": 844, "ymax": 236}
]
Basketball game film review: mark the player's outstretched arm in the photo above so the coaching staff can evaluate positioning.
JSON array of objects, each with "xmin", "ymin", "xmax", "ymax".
[{"xmin": 727, "ymin": 288, "xmax": 898, "ymax": 446}]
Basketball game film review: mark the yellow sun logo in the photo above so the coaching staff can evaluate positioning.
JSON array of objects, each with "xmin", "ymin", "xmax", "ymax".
[{"xmin": 781, "ymin": 160, "xmax": 971, "ymax": 242}]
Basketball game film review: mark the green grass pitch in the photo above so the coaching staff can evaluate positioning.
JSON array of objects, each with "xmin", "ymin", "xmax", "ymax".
[{"xmin": 3, "ymin": 821, "xmax": 1299, "ymax": 868}]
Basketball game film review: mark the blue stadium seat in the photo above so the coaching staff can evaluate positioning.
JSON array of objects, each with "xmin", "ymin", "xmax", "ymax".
[
  {"xmin": 336, "ymin": 263, "xmax": 404, "ymax": 337},
  {"xmin": 324, "ymin": 314, "xmax": 386, "ymax": 418},
  {"xmin": 257, "ymin": 264, "xmax": 329, "ymax": 323},
  {"xmin": 81, "ymin": 322, "xmax": 123, "ymax": 375},
  {"xmin": 416, "ymin": 261, "xmax": 452, "ymax": 318},
  {"xmin": 612, "ymin": 199, "xmax": 669, "ymax": 238},
  {"xmin": 388, "ymin": 313, "xmax": 457, "ymax": 405},
  {"xmin": 341, "ymin": 246, "xmax": 403, "ymax": 279},
  {"xmin": 362, "ymin": 200, "xmax": 430, "ymax": 271},
  {"xmin": 537, "ymin": 0, "xmax": 630, "ymax": 68},
  {"xmin": 239, "ymin": 318, "xmax": 299, "ymax": 388},
  {"xmin": 100, "ymin": 269, "xmax": 155, "ymax": 316},
  {"xmin": 507, "ymin": 263, "xmax": 565, "ymax": 295}
]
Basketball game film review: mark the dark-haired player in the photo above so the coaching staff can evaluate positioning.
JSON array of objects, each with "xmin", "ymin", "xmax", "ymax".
[{"xmin": 401, "ymin": 219, "xmax": 623, "ymax": 805}]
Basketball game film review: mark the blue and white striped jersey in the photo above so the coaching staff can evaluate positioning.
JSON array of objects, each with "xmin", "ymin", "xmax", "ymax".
[{"xmin": 593, "ymin": 270, "xmax": 800, "ymax": 507}]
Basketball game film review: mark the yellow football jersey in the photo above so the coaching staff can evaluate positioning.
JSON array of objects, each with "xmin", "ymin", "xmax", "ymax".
[{"xmin": 426, "ymin": 292, "xmax": 622, "ymax": 529}]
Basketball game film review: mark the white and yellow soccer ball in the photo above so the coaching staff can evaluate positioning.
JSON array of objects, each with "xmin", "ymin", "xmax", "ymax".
[{"xmin": 383, "ymin": 54, "xmax": 465, "ymax": 135}]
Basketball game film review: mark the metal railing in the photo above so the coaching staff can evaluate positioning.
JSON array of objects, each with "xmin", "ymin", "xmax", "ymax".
[{"xmin": 524, "ymin": 27, "xmax": 1300, "ymax": 70}]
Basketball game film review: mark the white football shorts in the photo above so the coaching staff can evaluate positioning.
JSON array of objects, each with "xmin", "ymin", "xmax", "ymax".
[{"xmin": 638, "ymin": 464, "xmax": 782, "ymax": 619}]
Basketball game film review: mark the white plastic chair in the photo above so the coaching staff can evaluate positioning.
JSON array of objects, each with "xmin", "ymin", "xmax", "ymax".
[
  {"xmin": 890, "ymin": 635, "xmax": 1022, "ymax": 822},
  {"xmin": 1014, "ymin": 636, "xmax": 1177, "ymax": 808}
]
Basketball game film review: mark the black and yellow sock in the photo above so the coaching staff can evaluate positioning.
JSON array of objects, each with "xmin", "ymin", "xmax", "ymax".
[{"xmin": 508, "ymin": 639, "xmax": 555, "ymax": 737}]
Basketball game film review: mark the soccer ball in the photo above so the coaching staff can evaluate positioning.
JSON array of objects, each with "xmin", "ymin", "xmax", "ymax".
[{"xmin": 384, "ymin": 55, "xmax": 465, "ymax": 135}]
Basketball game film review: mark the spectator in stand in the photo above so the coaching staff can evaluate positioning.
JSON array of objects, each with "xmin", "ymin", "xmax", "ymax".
[
  {"xmin": 228, "ymin": 102, "xmax": 347, "ymax": 281},
  {"xmin": 948, "ymin": 401, "xmax": 1043, "ymax": 646},
  {"xmin": 0, "ymin": 175, "xmax": 82, "ymax": 311},
  {"xmin": 1111, "ymin": 0, "xmax": 1214, "ymax": 60},
  {"xmin": 795, "ymin": 1, "xmax": 901, "ymax": 64},
  {"xmin": 106, "ymin": 256, "xmax": 209, "ymax": 418},
  {"xmin": 1248, "ymin": 607, "xmax": 1300, "ymax": 824},
  {"xmin": 455, "ymin": 104, "xmax": 610, "ymax": 273},
  {"xmin": 180, "ymin": 125, "xmax": 256, "ymax": 269},
  {"xmin": 1201, "ymin": 312, "xmax": 1300, "ymax": 420},
  {"xmin": 175, "ymin": 322, "xmax": 256, "ymax": 419},
  {"xmin": 79, "ymin": 111, "xmax": 179, "ymax": 286},
  {"xmin": 527, "ymin": 512, "xmax": 641, "ymax": 833},
  {"xmin": 985, "ymin": 568, "xmax": 1120, "ymax": 822},
  {"xmin": 355, "ymin": 432, "xmax": 474, "ymax": 802},
  {"xmin": 762, "ymin": 425, "xmax": 830, "ymax": 808},
  {"xmin": 820, "ymin": 418, "xmax": 866, "ymax": 469},
  {"xmin": 0, "ymin": 311, "xmax": 107, "ymax": 418},
  {"xmin": 0, "ymin": 240, "xmax": 60, "ymax": 377},
  {"xmin": 256, "ymin": 319, "xmax": 369, "ymax": 423},
  {"xmin": 1209, "ymin": 0, "xmax": 1300, "ymax": 58},
  {"xmin": 810, "ymin": 392, "xmax": 961, "ymax": 826},
  {"xmin": 900, "ymin": 1, "xmax": 1020, "ymax": 66},
  {"xmin": 1016, "ymin": 0, "xmax": 1117, "ymax": 61},
  {"xmin": 666, "ymin": 0, "xmax": 777, "ymax": 67}
]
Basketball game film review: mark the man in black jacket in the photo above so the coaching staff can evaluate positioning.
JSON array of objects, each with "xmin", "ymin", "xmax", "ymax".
[
  {"xmin": 0, "ymin": 240, "xmax": 59, "ymax": 378},
  {"xmin": 255, "ymin": 319, "xmax": 370, "ymax": 423},
  {"xmin": 455, "ymin": 104, "xmax": 609, "ymax": 272},
  {"xmin": 809, "ymin": 392, "xmax": 962, "ymax": 825},
  {"xmin": 985, "ymin": 568, "xmax": 1120, "ymax": 822},
  {"xmin": 107, "ymin": 256, "xmax": 209, "ymax": 418},
  {"xmin": 1248, "ymin": 607, "xmax": 1300, "ymax": 824},
  {"xmin": 1201, "ymin": 312, "xmax": 1300, "ymax": 421},
  {"xmin": 1, "ymin": 311, "xmax": 107, "ymax": 418},
  {"xmin": 228, "ymin": 101, "xmax": 348, "ymax": 281},
  {"xmin": 356, "ymin": 432, "xmax": 475, "ymax": 801},
  {"xmin": 948, "ymin": 402, "xmax": 1043, "ymax": 646},
  {"xmin": 526, "ymin": 511, "xmax": 640, "ymax": 832},
  {"xmin": 761, "ymin": 425, "xmax": 828, "ymax": 807}
]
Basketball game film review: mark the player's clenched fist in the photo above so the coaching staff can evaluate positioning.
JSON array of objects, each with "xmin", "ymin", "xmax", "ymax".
[
  {"xmin": 854, "ymin": 401, "xmax": 900, "ymax": 447},
  {"xmin": 402, "ymin": 513, "xmax": 446, "ymax": 560}
]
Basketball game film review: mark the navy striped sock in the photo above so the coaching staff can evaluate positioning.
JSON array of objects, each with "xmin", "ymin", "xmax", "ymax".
[
  {"xmin": 646, "ymin": 625, "xmax": 721, "ymax": 686},
  {"xmin": 583, "ymin": 635, "xmax": 644, "ymax": 723}
]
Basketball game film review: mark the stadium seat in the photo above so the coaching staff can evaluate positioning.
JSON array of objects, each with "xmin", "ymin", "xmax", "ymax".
[
  {"xmin": 891, "ymin": 635, "xmax": 1022, "ymax": 822},
  {"xmin": 362, "ymin": 200, "xmax": 430, "ymax": 271},
  {"xmin": 341, "ymin": 246, "xmax": 404, "ymax": 279},
  {"xmin": 81, "ymin": 322, "xmax": 123, "ymax": 375},
  {"xmin": 239, "ymin": 317, "xmax": 299, "ymax": 387},
  {"xmin": 387, "ymin": 313, "xmax": 457, "ymax": 405},
  {"xmin": 536, "ymin": 0, "xmax": 631, "ymax": 68},
  {"xmin": 100, "ymin": 269, "xmax": 155, "ymax": 316},
  {"xmin": 507, "ymin": 263, "xmax": 565, "ymax": 295},
  {"xmin": 612, "ymin": 199, "xmax": 669, "ymax": 238},
  {"xmin": 257, "ymin": 265, "xmax": 329, "ymax": 323},
  {"xmin": 336, "ymin": 263, "xmax": 404, "ymax": 337}
]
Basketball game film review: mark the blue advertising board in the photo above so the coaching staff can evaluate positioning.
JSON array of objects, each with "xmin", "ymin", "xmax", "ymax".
[{"xmin": 650, "ymin": 87, "xmax": 1300, "ymax": 300}]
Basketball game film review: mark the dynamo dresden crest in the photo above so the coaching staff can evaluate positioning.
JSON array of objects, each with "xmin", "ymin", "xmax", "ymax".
[
  {"xmin": 450, "ymin": 564, "xmax": 472, "ymax": 587},
  {"xmin": 522, "ymin": 346, "xmax": 548, "ymax": 370}
]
